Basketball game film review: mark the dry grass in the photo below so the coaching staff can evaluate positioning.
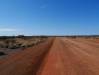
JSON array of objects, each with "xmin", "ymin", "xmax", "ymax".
[{"xmin": 0, "ymin": 36, "xmax": 48, "ymax": 49}]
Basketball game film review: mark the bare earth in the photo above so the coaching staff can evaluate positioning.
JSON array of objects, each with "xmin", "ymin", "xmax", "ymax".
[{"xmin": 0, "ymin": 37, "xmax": 99, "ymax": 75}]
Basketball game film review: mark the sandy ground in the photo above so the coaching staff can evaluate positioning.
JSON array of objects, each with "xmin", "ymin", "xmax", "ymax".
[{"xmin": 0, "ymin": 37, "xmax": 99, "ymax": 75}]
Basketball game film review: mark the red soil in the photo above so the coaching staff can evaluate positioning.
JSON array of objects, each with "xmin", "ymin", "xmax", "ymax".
[{"xmin": 0, "ymin": 38, "xmax": 99, "ymax": 75}]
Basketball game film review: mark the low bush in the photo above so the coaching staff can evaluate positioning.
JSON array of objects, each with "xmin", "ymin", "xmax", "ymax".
[{"xmin": 0, "ymin": 52, "xmax": 6, "ymax": 56}]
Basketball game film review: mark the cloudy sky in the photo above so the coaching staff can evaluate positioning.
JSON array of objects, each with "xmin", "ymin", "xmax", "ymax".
[{"xmin": 0, "ymin": 0, "xmax": 99, "ymax": 35}]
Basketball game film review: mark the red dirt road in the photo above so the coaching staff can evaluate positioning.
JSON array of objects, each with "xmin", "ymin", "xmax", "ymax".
[{"xmin": 0, "ymin": 38, "xmax": 99, "ymax": 75}]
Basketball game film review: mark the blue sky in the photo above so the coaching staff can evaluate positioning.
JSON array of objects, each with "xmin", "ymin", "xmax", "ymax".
[{"xmin": 0, "ymin": 0, "xmax": 99, "ymax": 35}]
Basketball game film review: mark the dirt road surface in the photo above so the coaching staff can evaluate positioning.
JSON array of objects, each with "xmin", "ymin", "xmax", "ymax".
[{"xmin": 0, "ymin": 38, "xmax": 99, "ymax": 75}]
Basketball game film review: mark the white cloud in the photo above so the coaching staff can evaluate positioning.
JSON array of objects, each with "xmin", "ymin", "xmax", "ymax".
[{"xmin": 0, "ymin": 28, "xmax": 17, "ymax": 32}]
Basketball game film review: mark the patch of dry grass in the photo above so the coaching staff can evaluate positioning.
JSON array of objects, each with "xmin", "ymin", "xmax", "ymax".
[{"xmin": 0, "ymin": 36, "xmax": 48, "ymax": 49}]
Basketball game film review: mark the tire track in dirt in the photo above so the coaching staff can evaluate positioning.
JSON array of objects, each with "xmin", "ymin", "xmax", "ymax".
[
  {"xmin": 0, "ymin": 38, "xmax": 99, "ymax": 75},
  {"xmin": 61, "ymin": 39, "xmax": 99, "ymax": 75},
  {"xmin": 37, "ymin": 38, "xmax": 99, "ymax": 75},
  {"xmin": 70, "ymin": 38, "xmax": 99, "ymax": 48},
  {"xmin": 63, "ymin": 38, "xmax": 99, "ymax": 58}
]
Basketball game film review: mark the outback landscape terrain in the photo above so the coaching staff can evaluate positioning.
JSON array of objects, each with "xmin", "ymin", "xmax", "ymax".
[
  {"xmin": 0, "ymin": 36, "xmax": 47, "ymax": 56},
  {"xmin": 0, "ymin": 36, "xmax": 99, "ymax": 75},
  {"xmin": 0, "ymin": 0, "xmax": 98, "ymax": 75}
]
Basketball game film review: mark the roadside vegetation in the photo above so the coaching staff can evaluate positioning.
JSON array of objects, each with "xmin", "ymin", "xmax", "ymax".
[{"xmin": 0, "ymin": 35, "xmax": 48, "ymax": 49}]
